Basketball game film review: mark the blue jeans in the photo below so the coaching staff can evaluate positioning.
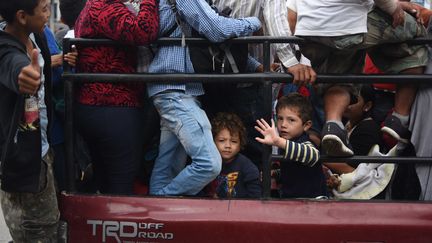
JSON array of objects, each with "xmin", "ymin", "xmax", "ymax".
[{"xmin": 150, "ymin": 92, "xmax": 221, "ymax": 195}]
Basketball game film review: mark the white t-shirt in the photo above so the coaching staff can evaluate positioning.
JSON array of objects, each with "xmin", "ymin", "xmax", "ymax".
[
  {"xmin": 293, "ymin": 0, "xmax": 374, "ymax": 36},
  {"xmin": 286, "ymin": 0, "xmax": 297, "ymax": 12},
  {"xmin": 29, "ymin": 33, "xmax": 49, "ymax": 157}
]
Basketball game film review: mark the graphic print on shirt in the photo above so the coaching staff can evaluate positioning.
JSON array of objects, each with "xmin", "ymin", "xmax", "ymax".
[
  {"xmin": 20, "ymin": 95, "xmax": 40, "ymax": 131},
  {"xmin": 216, "ymin": 172, "xmax": 239, "ymax": 198}
]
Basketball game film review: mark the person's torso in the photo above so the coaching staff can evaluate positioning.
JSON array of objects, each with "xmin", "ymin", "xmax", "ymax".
[
  {"xmin": 215, "ymin": 154, "xmax": 259, "ymax": 198},
  {"xmin": 295, "ymin": 0, "xmax": 374, "ymax": 36},
  {"xmin": 280, "ymin": 134, "xmax": 326, "ymax": 198},
  {"xmin": 74, "ymin": 0, "xmax": 147, "ymax": 106}
]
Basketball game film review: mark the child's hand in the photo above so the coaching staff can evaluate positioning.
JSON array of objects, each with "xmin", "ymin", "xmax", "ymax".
[
  {"xmin": 255, "ymin": 118, "xmax": 284, "ymax": 147},
  {"xmin": 19, "ymin": 49, "xmax": 41, "ymax": 95}
]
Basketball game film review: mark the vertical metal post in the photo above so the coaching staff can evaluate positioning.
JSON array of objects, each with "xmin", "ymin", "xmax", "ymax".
[
  {"xmin": 64, "ymin": 79, "xmax": 76, "ymax": 192},
  {"xmin": 261, "ymin": 41, "xmax": 272, "ymax": 199},
  {"xmin": 63, "ymin": 38, "xmax": 76, "ymax": 192},
  {"xmin": 62, "ymin": 39, "xmax": 71, "ymax": 73}
]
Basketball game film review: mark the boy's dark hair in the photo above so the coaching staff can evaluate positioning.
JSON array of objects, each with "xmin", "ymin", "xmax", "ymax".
[
  {"xmin": 211, "ymin": 112, "xmax": 247, "ymax": 149},
  {"xmin": 60, "ymin": 0, "xmax": 87, "ymax": 28},
  {"xmin": 0, "ymin": 0, "xmax": 40, "ymax": 23},
  {"xmin": 276, "ymin": 93, "xmax": 313, "ymax": 123}
]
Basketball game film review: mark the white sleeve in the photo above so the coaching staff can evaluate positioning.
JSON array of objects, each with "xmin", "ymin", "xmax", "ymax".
[
  {"xmin": 286, "ymin": 0, "xmax": 297, "ymax": 12},
  {"xmin": 263, "ymin": 0, "xmax": 303, "ymax": 68}
]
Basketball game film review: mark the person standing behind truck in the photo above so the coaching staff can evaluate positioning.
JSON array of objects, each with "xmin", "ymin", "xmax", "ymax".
[
  {"xmin": 147, "ymin": 0, "xmax": 261, "ymax": 196},
  {"xmin": 74, "ymin": 0, "xmax": 159, "ymax": 194},
  {"xmin": 0, "ymin": 0, "xmax": 59, "ymax": 241}
]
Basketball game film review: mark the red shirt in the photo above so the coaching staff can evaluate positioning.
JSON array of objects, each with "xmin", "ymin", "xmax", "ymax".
[
  {"xmin": 363, "ymin": 54, "xmax": 396, "ymax": 92},
  {"xmin": 74, "ymin": 0, "xmax": 159, "ymax": 107}
]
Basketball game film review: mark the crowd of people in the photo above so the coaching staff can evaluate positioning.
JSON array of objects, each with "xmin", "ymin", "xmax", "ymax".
[{"xmin": 1, "ymin": 0, "xmax": 432, "ymax": 242}]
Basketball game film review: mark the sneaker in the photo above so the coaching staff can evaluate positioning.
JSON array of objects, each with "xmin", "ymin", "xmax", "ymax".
[
  {"xmin": 321, "ymin": 122, "xmax": 354, "ymax": 157},
  {"xmin": 381, "ymin": 115, "xmax": 411, "ymax": 143}
]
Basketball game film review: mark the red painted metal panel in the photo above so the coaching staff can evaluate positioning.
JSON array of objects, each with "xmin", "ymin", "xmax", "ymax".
[{"xmin": 59, "ymin": 193, "xmax": 432, "ymax": 243}]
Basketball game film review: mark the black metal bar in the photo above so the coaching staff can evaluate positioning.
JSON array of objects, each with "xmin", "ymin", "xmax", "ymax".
[
  {"xmin": 272, "ymin": 155, "xmax": 432, "ymax": 163},
  {"xmin": 263, "ymin": 41, "xmax": 271, "ymax": 72},
  {"xmin": 261, "ymin": 82, "xmax": 273, "ymax": 198},
  {"xmin": 62, "ymin": 38, "xmax": 71, "ymax": 73},
  {"xmin": 62, "ymin": 36, "xmax": 432, "ymax": 197},
  {"xmin": 68, "ymin": 36, "xmax": 306, "ymax": 46},
  {"xmin": 261, "ymin": 41, "xmax": 272, "ymax": 199},
  {"xmin": 62, "ymin": 73, "xmax": 432, "ymax": 84},
  {"xmin": 64, "ymin": 79, "xmax": 76, "ymax": 192},
  {"xmin": 67, "ymin": 36, "xmax": 432, "ymax": 45}
]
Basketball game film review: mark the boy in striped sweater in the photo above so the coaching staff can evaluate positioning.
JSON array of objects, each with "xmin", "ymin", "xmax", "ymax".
[{"xmin": 255, "ymin": 93, "xmax": 327, "ymax": 198}]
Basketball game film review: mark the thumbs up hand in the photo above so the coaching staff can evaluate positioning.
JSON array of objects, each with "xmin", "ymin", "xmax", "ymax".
[{"xmin": 18, "ymin": 49, "xmax": 41, "ymax": 95}]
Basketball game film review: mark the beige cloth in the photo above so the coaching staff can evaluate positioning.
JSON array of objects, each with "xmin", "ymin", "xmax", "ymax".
[{"xmin": 333, "ymin": 144, "xmax": 396, "ymax": 199}]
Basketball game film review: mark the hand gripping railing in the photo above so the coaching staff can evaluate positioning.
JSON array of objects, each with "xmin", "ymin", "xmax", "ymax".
[{"xmin": 62, "ymin": 36, "xmax": 432, "ymax": 197}]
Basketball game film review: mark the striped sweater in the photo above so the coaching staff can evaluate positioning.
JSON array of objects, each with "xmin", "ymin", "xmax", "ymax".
[{"xmin": 283, "ymin": 137, "xmax": 320, "ymax": 167}]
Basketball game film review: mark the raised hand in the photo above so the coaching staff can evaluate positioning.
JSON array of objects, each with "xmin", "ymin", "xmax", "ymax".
[
  {"xmin": 18, "ymin": 49, "xmax": 41, "ymax": 95},
  {"xmin": 255, "ymin": 118, "xmax": 282, "ymax": 147}
]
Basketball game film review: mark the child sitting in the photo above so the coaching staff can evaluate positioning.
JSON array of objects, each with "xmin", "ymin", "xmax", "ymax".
[
  {"xmin": 208, "ymin": 112, "xmax": 261, "ymax": 198},
  {"xmin": 255, "ymin": 93, "xmax": 327, "ymax": 198}
]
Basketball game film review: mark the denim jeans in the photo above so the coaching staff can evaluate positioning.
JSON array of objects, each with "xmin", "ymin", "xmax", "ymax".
[{"xmin": 150, "ymin": 92, "xmax": 221, "ymax": 195}]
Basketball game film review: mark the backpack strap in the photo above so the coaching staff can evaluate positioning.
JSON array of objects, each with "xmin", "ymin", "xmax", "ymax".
[
  {"xmin": 219, "ymin": 44, "xmax": 240, "ymax": 73},
  {"xmin": 166, "ymin": 0, "xmax": 187, "ymax": 46}
]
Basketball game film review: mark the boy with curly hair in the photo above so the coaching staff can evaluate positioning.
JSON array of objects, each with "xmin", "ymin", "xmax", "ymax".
[{"xmin": 209, "ymin": 112, "xmax": 261, "ymax": 198}]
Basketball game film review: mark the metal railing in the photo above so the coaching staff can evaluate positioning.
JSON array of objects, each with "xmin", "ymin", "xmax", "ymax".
[{"xmin": 62, "ymin": 36, "xmax": 432, "ymax": 197}]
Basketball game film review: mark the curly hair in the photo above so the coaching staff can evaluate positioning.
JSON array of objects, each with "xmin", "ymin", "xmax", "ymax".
[{"xmin": 211, "ymin": 112, "xmax": 247, "ymax": 149}]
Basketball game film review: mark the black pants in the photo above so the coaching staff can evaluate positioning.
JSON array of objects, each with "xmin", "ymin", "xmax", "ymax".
[{"xmin": 76, "ymin": 104, "xmax": 145, "ymax": 194}]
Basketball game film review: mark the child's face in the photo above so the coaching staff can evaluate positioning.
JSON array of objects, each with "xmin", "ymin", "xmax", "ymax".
[
  {"xmin": 276, "ymin": 107, "xmax": 308, "ymax": 140},
  {"xmin": 26, "ymin": 0, "xmax": 50, "ymax": 33},
  {"xmin": 214, "ymin": 128, "xmax": 241, "ymax": 163}
]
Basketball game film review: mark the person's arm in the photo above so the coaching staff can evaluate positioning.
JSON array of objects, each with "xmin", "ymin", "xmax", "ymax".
[
  {"xmin": 283, "ymin": 140, "xmax": 320, "ymax": 167},
  {"xmin": 324, "ymin": 163, "xmax": 355, "ymax": 174},
  {"xmin": 51, "ymin": 54, "xmax": 64, "ymax": 68},
  {"xmin": 97, "ymin": 0, "xmax": 159, "ymax": 45},
  {"xmin": 175, "ymin": 0, "xmax": 261, "ymax": 43},
  {"xmin": 288, "ymin": 8, "xmax": 297, "ymax": 34},
  {"xmin": 246, "ymin": 55, "xmax": 262, "ymax": 73},
  {"xmin": 263, "ymin": 0, "xmax": 316, "ymax": 85},
  {"xmin": 374, "ymin": 0, "xmax": 398, "ymax": 15},
  {"xmin": 374, "ymin": 0, "xmax": 406, "ymax": 27},
  {"xmin": 0, "ymin": 53, "xmax": 29, "ymax": 94},
  {"xmin": 286, "ymin": 0, "xmax": 297, "ymax": 34},
  {"xmin": 0, "ymin": 49, "xmax": 41, "ymax": 95},
  {"xmin": 254, "ymin": 118, "xmax": 319, "ymax": 166}
]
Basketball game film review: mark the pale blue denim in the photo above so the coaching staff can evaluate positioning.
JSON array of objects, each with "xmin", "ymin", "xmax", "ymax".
[{"xmin": 150, "ymin": 92, "xmax": 222, "ymax": 195}]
